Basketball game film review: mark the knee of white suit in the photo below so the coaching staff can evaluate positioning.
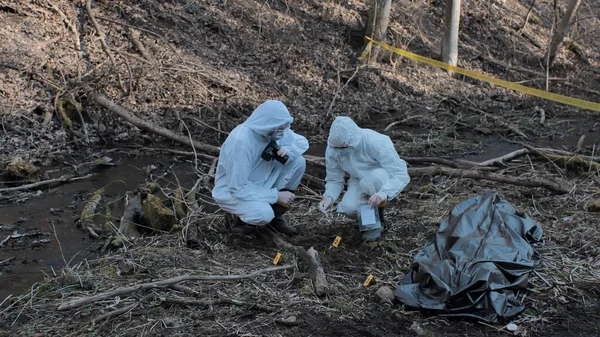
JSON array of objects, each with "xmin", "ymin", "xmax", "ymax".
[
  {"xmin": 239, "ymin": 204, "xmax": 275, "ymax": 226},
  {"xmin": 337, "ymin": 201, "xmax": 359, "ymax": 219},
  {"xmin": 359, "ymin": 168, "xmax": 390, "ymax": 195}
]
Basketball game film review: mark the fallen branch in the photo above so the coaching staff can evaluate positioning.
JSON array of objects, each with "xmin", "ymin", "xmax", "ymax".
[
  {"xmin": 527, "ymin": 147, "xmax": 600, "ymax": 172},
  {"xmin": 307, "ymin": 247, "xmax": 328, "ymax": 296},
  {"xmin": 260, "ymin": 229, "xmax": 329, "ymax": 296},
  {"xmin": 0, "ymin": 257, "xmax": 15, "ymax": 266},
  {"xmin": 477, "ymin": 149, "xmax": 530, "ymax": 167},
  {"xmin": 185, "ymin": 187, "xmax": 202, "ymax": 249},
  {"xmin": 409, "ymin": 166, "xmax": 569, "ymax": 194},
  {"xmin": 162, "ymin": 297, "xmax": 276, "ymax": 312},
  {"xmin": 96, "ymin": 15, "xmax": 182, "ymax": 62},
  {"xmin": 0, "ymin": 174, "xmax": 94, "ymax": 194},
  {"xmin": 107, "ymin": 192, "xmax": 142, "ymax": 249},
  {"xmin": 127, "ymin": 27, "xmax": 154, "ymax": 63},
  {"xmin": 91, "ymin": 293, "xmax": 154, "ymax": 324},
  {"xmin": 85, "ymin": 0, "xmax": 126, "ymax": 93},
  {"xmin": 92, "ymin": 92, "xmax": 220, "ymax": 156},
  {"xmin": 57, "ymin": 264, "xmax": 295, "ymax": 310}
]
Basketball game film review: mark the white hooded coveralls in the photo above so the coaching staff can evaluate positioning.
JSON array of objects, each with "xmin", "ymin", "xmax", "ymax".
[
  {"xmin": 212, "ymin": 100, "xmax": 309, "ymax": 225},
  {"xmin": 324, "ymin": 116, "xmax": 410, "ymax": 218}
]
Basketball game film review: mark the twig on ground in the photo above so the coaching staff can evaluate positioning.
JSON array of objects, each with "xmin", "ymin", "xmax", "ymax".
[
  {"xmin": 57, "ymin": 264, "xmax": 296, "ymax": 310},
  {"xmin": 85, "ymin": 0, "xmax": 126, "ymax": 93},
  {"xmin": 162, "ymin": 297, "xmax": 277, "ymax": 312},
  {"xmin": 0, "ymin": 174, "xmax": 95, "ymax": 194}
]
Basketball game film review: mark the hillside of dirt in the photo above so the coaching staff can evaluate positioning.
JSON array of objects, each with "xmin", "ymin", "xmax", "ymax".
[{"xmin": 1, "ymin": 0, "xmax": 600, "ymax": 336}]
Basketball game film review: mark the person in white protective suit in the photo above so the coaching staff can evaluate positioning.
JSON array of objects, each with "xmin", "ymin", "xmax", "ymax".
[
  {"xmin": 318, "ymin": 116, "xmax": 410, "ymax": 241},
  {"xmin": 212, "ymin": 100, "xmax": 309, "ymax": 236}
]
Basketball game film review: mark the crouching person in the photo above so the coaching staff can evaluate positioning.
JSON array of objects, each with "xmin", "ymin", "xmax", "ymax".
[
  {"xmin": 318, "ymin": 116, "xmax": 410, "ymax": 241},
  {"xmin": 212, "ymin": 100, "xmax": 309, "ymax": 236}
]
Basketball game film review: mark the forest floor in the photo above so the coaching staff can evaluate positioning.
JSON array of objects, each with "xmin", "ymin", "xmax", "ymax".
[{"xmin": 1, "ymin": 0, "xmax": 600, "ymax": 336}]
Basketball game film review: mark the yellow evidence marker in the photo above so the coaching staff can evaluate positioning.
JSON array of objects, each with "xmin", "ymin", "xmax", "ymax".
[
  {"xmin": 273, "ymin": 252, "xmax": 282, "ymax": 265},
  {"xmin": 363, "ymin": 274, "xmax": 374, "ymax": 287},
  {"xmin": 332, "ymin": 236, "xmax": 342, "ymax": 247}
]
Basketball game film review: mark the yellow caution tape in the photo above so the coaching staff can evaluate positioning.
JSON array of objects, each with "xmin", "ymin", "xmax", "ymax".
[{"xmin": 362, "ymin": 36, "xmax": 600, "ymax": 113}]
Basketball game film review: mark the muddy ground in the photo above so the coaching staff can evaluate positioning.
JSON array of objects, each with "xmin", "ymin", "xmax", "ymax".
[{"xmin": 1, "ymin": 0, "xmax": 600, "ymax": 336}]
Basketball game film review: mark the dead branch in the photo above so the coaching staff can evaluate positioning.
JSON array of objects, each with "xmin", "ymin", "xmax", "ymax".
[
  {"xmin": 527, "ymin": 146, "xmax": 600, "ymax": 172},
  {"xmin": 0, "ymin": 257, "xmax": 15, "ymax": 266},
  {"xmin": 91, "ymin": 293, "xmax": 153, "ymax": 324},
  {"xmin": 477, "ymin": 149, "xmax": 530, "ymax": 167},
  {"xmin": 108, "ymin": 193, "xmax": 142, "ymax": 249},
  {"xmin": 96, "ymin": 15, "xmax": 182, "ymax": 62},
  {"xmin": 162, "ymin": 297, "xmax": 276, "ymax": 312},
  {"xmin": 47, "ymin": 2, "xmax": 81, "ymax": 53},
  {"xmin": 127, "ymin": 27, "xmax": 154, "ymax": 63},
  {"xmin": 85, "ymin": 0, "xmax": 126, "ymax": 93},
  {"xmin": 260, "ymin": 229, "xmax": 329, "ymax": 296},
  {"xmin": 410, "ymin": 166, "xmax": 569, "ymax": 194},
  {"xmin": 91, "ymin": 92, "xmax": 220, "ymax": 156},
  {"xmin": 306, "ymin": 247, "xmax": 328, "ymax": 296},
  {"xmin": 185, "ymin": 188, "xmax": 201, "ymax": 249},
  {"xmin": 326, "ymin": 66, "xmax": 363, "ymax": 116},
  {"xmin": 57, "ymin": 264, "xmax": 295, "ymax": 310},
  {"xmin": 0, "ymin": 174, "xmax": 94, "ymax": 194}
]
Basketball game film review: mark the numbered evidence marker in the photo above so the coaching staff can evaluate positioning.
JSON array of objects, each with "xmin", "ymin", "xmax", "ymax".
[
  {"xmin": 273, "ymin": 252, "xmax": 282, "ymax": 265},
  {"xmin": 363, "ymin": 274, "xmax": 374, "ymax": 287},
  {"xmin": 332, "ymin": 236, "xmax": 342, "ymax": 248}
]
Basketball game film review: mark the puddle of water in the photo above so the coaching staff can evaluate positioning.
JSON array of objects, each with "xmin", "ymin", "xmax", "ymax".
[{"xmin": 0, "ymin": 155, "xmax": 198, "ymax": 302}]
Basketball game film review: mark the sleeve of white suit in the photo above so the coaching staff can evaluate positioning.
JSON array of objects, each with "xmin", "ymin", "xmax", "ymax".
[
  {"xmin": 368, "ymin": 136, "xmax": 410, "ymax": 200},
  {"xmin": 224, "ymin": 142, "xmax": 279, "ymax": 203},
  {"xmin": 279, "ymin": 129, "xmax": 309, "ymax": 161},
  {"xmin": 323, "ymin": 146, "xmax": 345, "ymax": 202}
]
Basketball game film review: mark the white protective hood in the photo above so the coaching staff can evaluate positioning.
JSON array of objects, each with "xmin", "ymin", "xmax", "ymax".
[
  {"xmin": 327, "ymin": 116, "xmax": 362, "ymax": 148},
  {"xmin": 244, "ymin": 100, "xmax": 293, "ymax": 136}
]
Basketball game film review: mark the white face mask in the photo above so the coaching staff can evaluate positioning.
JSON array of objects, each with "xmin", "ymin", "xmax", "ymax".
[{"xmin": 270, "ymin": 130, "xmax": 284, "ymax": 141}]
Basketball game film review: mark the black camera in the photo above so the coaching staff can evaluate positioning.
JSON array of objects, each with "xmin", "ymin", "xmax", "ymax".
[{"xmin": 261, "ymin": 140, "xmax": 289, "ymax": 164}]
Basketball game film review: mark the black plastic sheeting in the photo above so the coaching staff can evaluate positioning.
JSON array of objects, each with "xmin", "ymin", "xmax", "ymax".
[{"xmin": 395, "ymin": 191, "xmax": 543, "ymax": 323}]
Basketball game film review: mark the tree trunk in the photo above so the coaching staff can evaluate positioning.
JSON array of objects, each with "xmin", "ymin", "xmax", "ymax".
[
  {"xmin": 545, "ymin": 0, "xmax": 582, "ymax": 67},
  {"xmin": 441, "ymin": 0, "xmax": 461, "ymax": 75},
  {"xmin": 361, "ymin": 0, "xmax": 392, "ymax": 63}
]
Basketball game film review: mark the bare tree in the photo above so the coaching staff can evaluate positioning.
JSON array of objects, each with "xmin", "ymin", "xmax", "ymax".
[
  {"xmin": 441, "ymin": 0, "xmax": 462, "ymax": 75},
  {"xmin": 545, "ymin": 0, "xmax": 582, "ymax": 67},
  {"xmin": 360, "ymin": 0, "xmax": 392, "ymax": 63}
]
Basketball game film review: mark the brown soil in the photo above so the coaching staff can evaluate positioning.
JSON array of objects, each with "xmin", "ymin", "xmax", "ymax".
[{"xmin": 1, "ymin": 0, "xmax": 600, "ymax": 336}]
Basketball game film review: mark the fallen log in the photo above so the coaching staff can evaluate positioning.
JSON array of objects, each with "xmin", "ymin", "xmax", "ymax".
[{"xmin": 57, "ymin": 264, "xmax": 296, "ymax": 311}]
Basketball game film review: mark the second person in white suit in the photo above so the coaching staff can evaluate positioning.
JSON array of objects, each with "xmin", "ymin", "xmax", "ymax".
[{"xmin": 318, "ymin": 116, "xmax": 410, "ymax": 241}]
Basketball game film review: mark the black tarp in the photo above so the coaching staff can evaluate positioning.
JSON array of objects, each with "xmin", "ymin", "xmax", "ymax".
[{"xmin": 395, "ymin": 191, "xmax": 542, "ymax": 323}]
